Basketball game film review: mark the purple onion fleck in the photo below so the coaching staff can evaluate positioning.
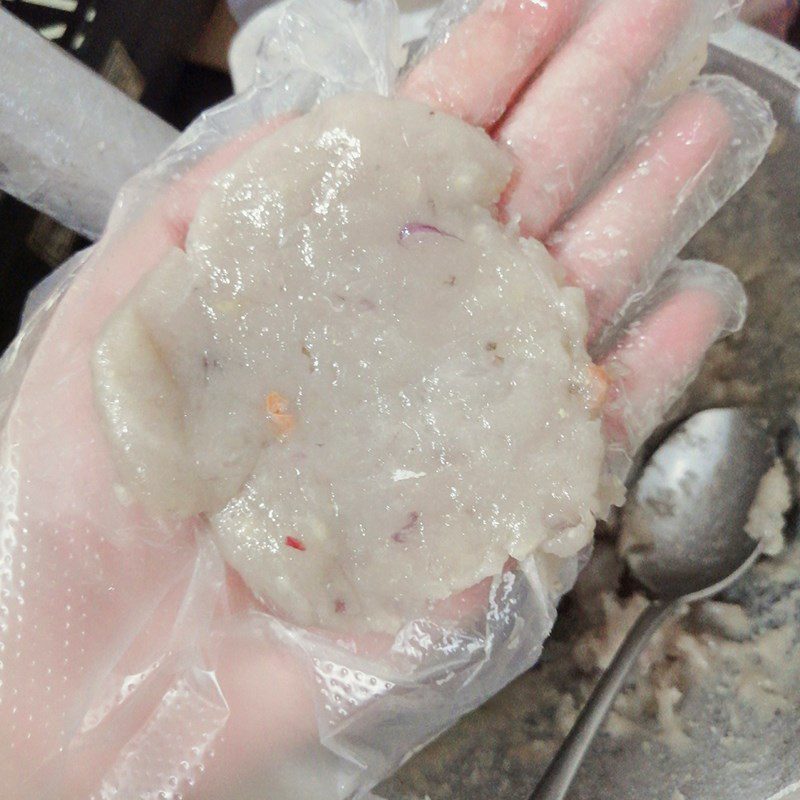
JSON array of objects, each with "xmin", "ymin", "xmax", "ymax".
[{"xmin": 398, "ymin": 222, "xmax": 461, "ymax": 244}]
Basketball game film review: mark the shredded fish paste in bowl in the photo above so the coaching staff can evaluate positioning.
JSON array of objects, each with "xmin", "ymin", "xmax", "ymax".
[{"xmin": 92, "ymin": 93, "xmax": 606, "ymax": 633}]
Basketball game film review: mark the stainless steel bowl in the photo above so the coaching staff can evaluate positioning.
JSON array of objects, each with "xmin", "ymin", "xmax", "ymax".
[{"xmin": 381, "ymin": 23, "xmax": 800, "ymax": 800}]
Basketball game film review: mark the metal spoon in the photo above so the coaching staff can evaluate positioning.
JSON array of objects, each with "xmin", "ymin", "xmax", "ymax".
[{"xmin": 529, "ymin": 407, "xmax": 777, "ymax": 800}]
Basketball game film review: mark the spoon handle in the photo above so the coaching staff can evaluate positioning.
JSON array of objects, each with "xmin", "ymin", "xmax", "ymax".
[{"xmin": 528, "ymin": 599, "xmax": 678, "ymax": 800}]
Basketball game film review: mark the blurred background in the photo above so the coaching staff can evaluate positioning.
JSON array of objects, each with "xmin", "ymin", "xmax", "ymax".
[{"xmin": 0, "ymin": 0, "xmax": 798, "ymax": 350}]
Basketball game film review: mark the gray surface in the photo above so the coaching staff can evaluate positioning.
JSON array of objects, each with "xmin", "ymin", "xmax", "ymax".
[{"xmin": 379, "ymin": 27, "xmax": 800, "ymax": 800}]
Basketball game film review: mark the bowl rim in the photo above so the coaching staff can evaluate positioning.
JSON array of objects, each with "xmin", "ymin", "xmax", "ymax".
[{"xmin": 713, "ymin": 20, "xmax": 800, "ymax": 88}]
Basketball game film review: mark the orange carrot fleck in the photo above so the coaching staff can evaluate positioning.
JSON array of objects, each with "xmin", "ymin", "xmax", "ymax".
[
  {"xmin": 266, "ymin": 391, "xmax": 295, "ymax": 435},
  {"xmin": 587, "ymin": 363, "xmax": 610, "ymax": 416}
]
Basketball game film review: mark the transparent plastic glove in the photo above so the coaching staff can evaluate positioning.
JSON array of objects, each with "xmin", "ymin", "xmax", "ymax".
[
  {"xmin": 0, "ymin": 9, "xmax": 176, "ymax": 239},
  {"xmin": 0, "ymin": 2, "xmax": 775, "ymax": 799}
]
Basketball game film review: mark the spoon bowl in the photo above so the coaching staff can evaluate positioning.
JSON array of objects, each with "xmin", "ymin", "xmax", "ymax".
[
  {"xmin": 529, "ymin": 407, "xmax": 780, "ymax": 800},
  {"xmin": 621, "ymin": 407, "xmax": 776, "ymax": 602}
]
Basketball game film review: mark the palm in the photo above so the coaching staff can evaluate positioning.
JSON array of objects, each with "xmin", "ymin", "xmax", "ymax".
[{"xmin": 0, "ymin": 1, "xmax": 772, "ymax": 798}]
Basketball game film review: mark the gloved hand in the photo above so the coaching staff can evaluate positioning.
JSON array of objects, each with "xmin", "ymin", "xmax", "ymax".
[{"xmin": 0, "ymin": 1, "xmax": 774, "ymax": 798}]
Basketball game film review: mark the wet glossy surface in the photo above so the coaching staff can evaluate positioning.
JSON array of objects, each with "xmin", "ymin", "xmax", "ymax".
[{"xmin": 93, "ymin": 93, "xmax": 605, "ymax": 633}]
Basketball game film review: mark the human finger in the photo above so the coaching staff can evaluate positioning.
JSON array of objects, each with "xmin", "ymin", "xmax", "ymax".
[
  {"xmin": 549, "ymin": 75, "xmax": 774, "ymax": 342},
  {"xmin": 600, "ymin": 260, "xmax": 746, "ymax": 453},
  {"xmin": 400, "ymin": 0, "xmax": 588, "ymax": 129},
  {"xmin": 497, "ymin": 0, "xmax": 724, "ymax": 238}
]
